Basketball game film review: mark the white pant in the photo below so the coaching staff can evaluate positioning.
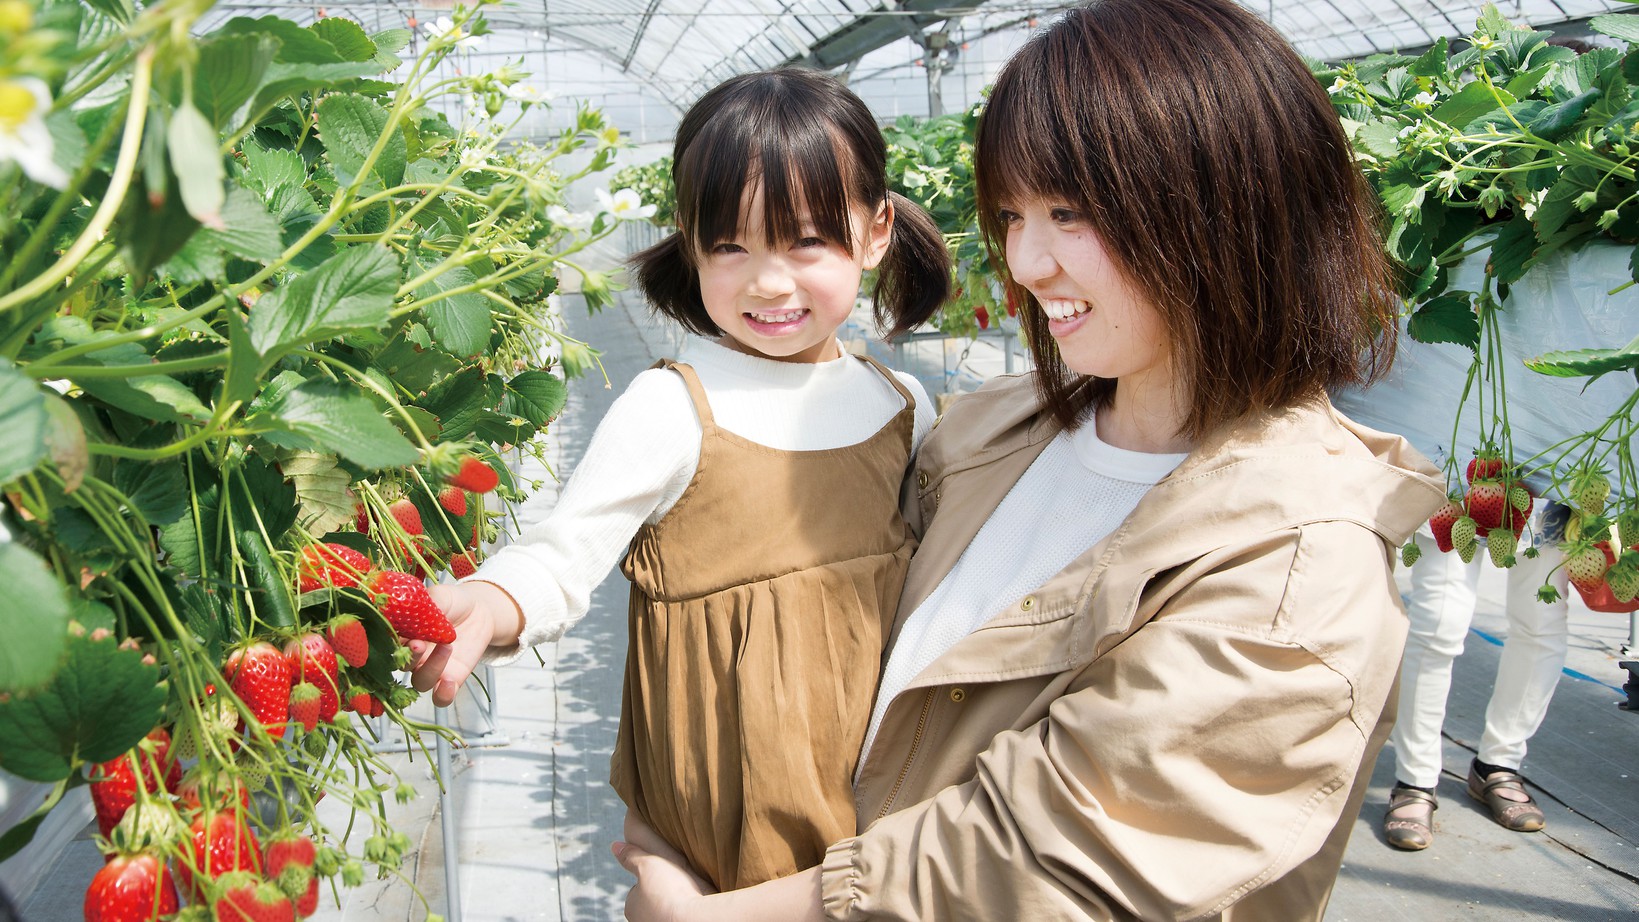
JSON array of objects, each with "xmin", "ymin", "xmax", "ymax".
[{"xmin": 1391, "ymin": 522, "xmax": 1569, "ymax": 788}]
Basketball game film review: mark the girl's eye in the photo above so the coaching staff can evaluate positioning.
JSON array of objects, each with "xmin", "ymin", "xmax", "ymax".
[
  {"xmin": 794, "ymin": 236, "xmax": 826, "ymax": 249},
  {"xmin": 711, "ymin": 242, "xmax": 745, "ymax": 255}
]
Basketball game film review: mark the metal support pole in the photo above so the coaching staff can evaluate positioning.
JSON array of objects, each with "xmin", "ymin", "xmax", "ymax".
[
  {"xmin": 434, "ymin": 705, "xmax": 463, "ymax": 922},
  {"xmin": 1624, "ymin": 609, "xmax": 1638, "ymax": 657}
]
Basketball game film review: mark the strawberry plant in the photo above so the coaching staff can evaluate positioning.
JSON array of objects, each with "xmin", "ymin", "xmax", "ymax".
[
  {"xmin": 0, "ymin": 0, "xmax": 656, "ymax": 912},
  {"xmin": 1319, "ymin": 4, "xmax": 1639, "ymax": 600}
]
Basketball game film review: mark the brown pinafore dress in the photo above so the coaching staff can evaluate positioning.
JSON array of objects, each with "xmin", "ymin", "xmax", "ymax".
[{"xmin": 611, "ymin": 356, "xmax": 917, "ymax": 890}]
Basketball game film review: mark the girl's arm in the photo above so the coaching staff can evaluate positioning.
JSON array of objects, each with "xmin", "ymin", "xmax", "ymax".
[{"xmin": 410, "ymin": 368, "xmax": 702, "ymax": 705}]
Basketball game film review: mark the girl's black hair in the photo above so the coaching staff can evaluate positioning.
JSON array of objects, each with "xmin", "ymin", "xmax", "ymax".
[{"xmin": 631, "ymin": 68, "xmax": 950, "ymax": 339}]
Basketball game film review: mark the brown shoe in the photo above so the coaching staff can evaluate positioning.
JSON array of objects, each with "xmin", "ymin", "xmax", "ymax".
[
  {"xmin": 1466, "ymin": 763, "xmax": 1545, "ymax": 832},
  {"xmin": 1383, "ymin": 784, "xmax": 1437, "ymax": 851}
]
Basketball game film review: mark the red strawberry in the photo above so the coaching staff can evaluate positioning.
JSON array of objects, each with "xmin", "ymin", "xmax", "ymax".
[
  {"xmin": 387, "ymin": 498, "xmax": 424, "ymax": 536},
  {"xmin": 89, "ymin": 729, "xmax": 181, "ymax": 839},
  {"xmin": 296, "ymin": 543, "xmax": 372, "ymax": 594},
  {"xmin": 368, "ymin": 694, "xmax": 386, "ymax": 718},
  {"xmin": 343, "ymin": 686, "xmax": 372, "ymax": 714},
  {"xmin": 212, "ymin": 870, "xmax": 295, "ymax": 922},
  {"xmin": 366, "ymin": 570, "xmax": 457, "ymax": 643},
  {"xmin": 974, "ymin": 305, "xmax": 990, "ymax": 330},
  {"xmin": 1428, "ymin": 499, "xmax": 1463, "ymax": 554},
  {"xmin": 84, "ymin": 850, "xmax": 178, "ymax": 921},
  {"xmin": 225, "ymin": 642, "xmax": 293, "ymax": 739},
  {"xmin": 282, "ymin": 633, "xmax": 340, "ymax": 724},
  {"xmin": 449, "ymin": 551, "xmax": 477, "ymax": 579},
  {"xmin": 437, "ymin": 485, "xmax": 468, "ymax": 517},
  {"xmin": 447, "ymin": 456, "xmax": 500, "ymax": 494},
  {"xmin": 1466, "ymin": 451, "xmax": 1504, "ymax": 483},
  {"xmin": 175, "ymin": 772, "xmax": 252, "ymax": 817},
  {"xmin": 1004, "ymin": 287, "xmax": 1018, "ymax": 317},
  {"xmin": 1565, "ymin": 540, "xmax": 1610, "ymax": 595},
  {"xmin": 287, "ymin": 683, "xmax": 321, "ymax": 733},
  {"xmin": 354, "ymin": 504, "xmax": 371, "ymax": 534},
  {"xmin": 264, "ymin": 834, "xmax": 318, "ymax": 916},
  {"xmin": 324, "ymin": 615, "xmax": 369, "ymax": 669},
  {"xmin": 1465, "ymin": 480, "xmax": 1507, "ymax": 533},
  {"xmin": 179, "ymin": 809, "xmax": 262, "ymax": 901}
]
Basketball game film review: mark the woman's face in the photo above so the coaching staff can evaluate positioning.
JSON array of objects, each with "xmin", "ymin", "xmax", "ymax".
[
  {"xmin": 695, "ymin": 181, "xmax": 892, "ymax": 364},
  {"xmin": 999, "ymin": 198, "xmax": 1172, "ymax": 388}
]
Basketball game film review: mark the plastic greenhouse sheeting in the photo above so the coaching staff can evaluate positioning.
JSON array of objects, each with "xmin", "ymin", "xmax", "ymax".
[{"xmin": 1333, "ymin": 241, "xmax": 1639, "ymax": 493}]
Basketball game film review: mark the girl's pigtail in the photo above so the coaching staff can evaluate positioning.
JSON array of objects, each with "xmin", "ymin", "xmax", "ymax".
[
  {"xmin": 630, "ymin": 232, "xmax": 719, "ymax": 337},
  {"xmin": 872, "ymin": 191, "xmax": 952, "ymax": 339}
]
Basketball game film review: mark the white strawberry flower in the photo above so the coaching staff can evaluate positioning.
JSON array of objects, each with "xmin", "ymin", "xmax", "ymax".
[
  {"xmin": 423, "ymin": 16, "xmax": 481, "ymax": 49},
  {"xmin": 0, "ymin": 78, "xmax": 67, "ymax": 189},
  {"xmin": 546, "ymin": 204, "xmax": 593, "ymax": 230},
  {"xmin": 595, "ymin": 187, "xmax": 657, "ymax": 222},
  {"xmin": 505, "ymin": 83, "xmax": 556, "ymax": 106},
  {"xmin": 1412, "ymin": 90, "xmax": 1438, "ymax": 107}
]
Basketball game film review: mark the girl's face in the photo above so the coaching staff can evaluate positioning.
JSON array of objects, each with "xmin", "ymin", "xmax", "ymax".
[
  {"xmin": 1000, "ymin": 197, "xmax": 1172, "ymax": 390},
  {"xmin": 696, "ymin": 182, "xmax": 893, "ymax": 364}
]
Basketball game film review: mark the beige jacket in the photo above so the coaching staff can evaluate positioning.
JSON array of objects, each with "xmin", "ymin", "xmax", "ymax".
[{"xmin": 820, "ymin": 373, "xmax": 1444, "ymax": 921}]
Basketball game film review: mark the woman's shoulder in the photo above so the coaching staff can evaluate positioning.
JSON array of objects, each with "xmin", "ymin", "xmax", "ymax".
[{"xmin": 920, "ymin": 372, "xmax": 1050, "ymax": 467}]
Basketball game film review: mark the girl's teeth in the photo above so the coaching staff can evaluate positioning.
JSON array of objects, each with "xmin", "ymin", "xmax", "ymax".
[
  {"xmin": 1042, "ymin": 299, "xmax": 1090, "ymax": 320},
  {"xmin": 750, "ymin": 310, "xmax": 804, "ymax": 323}
]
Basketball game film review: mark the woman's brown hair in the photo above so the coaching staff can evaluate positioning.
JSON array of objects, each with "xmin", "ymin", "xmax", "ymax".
[
  {"xmin": 974, "ymin": 0, "xmax": 1396, "ymax": 437},
  {"xmin": 632, "ymin": 69, "xmax": 950, "ymax": 339}
]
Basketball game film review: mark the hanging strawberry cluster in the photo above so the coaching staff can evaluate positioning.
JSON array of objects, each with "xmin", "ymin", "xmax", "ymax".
[{"xmin": 1417, "ymin": 448, "xmax": 1535, "ymax": 569}]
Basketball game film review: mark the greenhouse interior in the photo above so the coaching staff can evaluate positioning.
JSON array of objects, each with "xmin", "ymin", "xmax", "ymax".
[{"xmin": 1, "ymin": 0, "xmax": 1638, "ymax": 919}]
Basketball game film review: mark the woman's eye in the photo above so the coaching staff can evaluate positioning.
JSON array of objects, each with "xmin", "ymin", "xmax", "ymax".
[
  {"xmin": 1049, "ymin": 208, "xmax": 1084, "ymax": 225},
  {"xmin": 995, "ymin": 209, "xmax": 1020, "ymax": 225}
]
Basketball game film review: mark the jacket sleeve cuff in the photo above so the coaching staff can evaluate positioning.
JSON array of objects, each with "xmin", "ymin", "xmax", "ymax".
[{"xmin": 820, "ymin": 837, "xmax": 865, "ymax": 921}]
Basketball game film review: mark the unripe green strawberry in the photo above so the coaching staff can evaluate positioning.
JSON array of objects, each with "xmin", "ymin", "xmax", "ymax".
[
  {"xmin": 1618, "ymin": 509, "xmax": 1639, "ymax": 546},
  {"xmin": 1452, "ymin": 515, "xmax": 1479, "ymax": 563},
  {"xmin": 1575, "ymin": 471, "xmax": 1610, "ymax": 516},
  {"xmin": 1400, "ymin": 542, "xmax": 1422, "ymax": 567},
  {"xmin": 1564, "ymin": 540, "xmax": 1609, "ymax": 594},
  {"xmin": 1508, "ymin": 485, "xmax": 1533, "ymax": 514},
  {"xmin": 1487, "ymin": 530, "xmax": 1515, "ymax": 568},
  {"xmin": 1606, "ymin": 558, "xmax": 1639, "ymax": 602}
]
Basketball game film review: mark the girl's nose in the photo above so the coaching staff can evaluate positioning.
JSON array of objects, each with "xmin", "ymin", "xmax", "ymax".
[{"xmin": 747, "ymin": 254, "xmax": 797, "ymax": 298}]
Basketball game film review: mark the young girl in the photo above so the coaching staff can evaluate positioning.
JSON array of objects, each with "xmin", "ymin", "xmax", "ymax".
[
  {"xmin": 411, "ymin": 68, "xmax": 949, "ymax": 890},
  {"xmin": 613, "ymin": 2, "xmax": 1446, "ymax": 919}
]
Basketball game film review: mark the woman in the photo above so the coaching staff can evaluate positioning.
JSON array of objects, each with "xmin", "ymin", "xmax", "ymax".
[{"xmin": 613, "ymin": 1, "xmax": 1446, "ymax": 919}]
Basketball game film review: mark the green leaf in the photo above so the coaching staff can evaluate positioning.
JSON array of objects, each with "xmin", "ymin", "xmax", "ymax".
[
  {"xmin": 256, "ymin": 381, "xmax": 420, "ymax": 470},
  {"xmin": 0, "ymin": 360, "xmax": 49, "ymax": 486},
  {"xmin": 418, "ymin": 266, "xmax": 492, "ymax": 357},
  {"xmin": 311, "ymin": 18, "xmax": 377, "ymax": 62},
  {"xmin": 1432, "ymin": 80, "xmax": 1515, "ymax": 129},
  {"xmin": 315, "ymin": 94, "xmax": 405, "ymax": 189},
  {"xmin": 1526, "ymin": 87, "xmax": 1601, "ymax": 141},
  {"xmin": 217, "ymin": 16, "xmax": 345, "ymax": 63},
  {"xmin": 1354, "ymin": 118, "xmax": 1401, "ymax": 160},
  {"xmin": 248, "ymin": 245, "xmax": 399, "ymax": 363},
  {"xmin": 1524, "ymin": 347, "xmax": 1639, "ymax": 378},
  {"xmin": 1405, "ymin": 293, "xmax": 1480, "ymax": 350},
  {"xmin": 1487, "ymin": 216, "xmax": 1537, "ymax": 284},
  {"xmin": 501, "ymin": 371, "xmax": 567, "ymax": 427},
  {"xmin": 0, "ymin": 619, "xmax": 167, "ymax": 781},
  {"xmin": 45, "ymin": 110, "xmax": 87, "ymax": 178},
  {"xmin": 194, "ymin": 34, "xmax": 278, "ymax": 130},
  {"xmin": 414, "ymin": 365, "xmax": 487, "ymax": 438},
  {"xmin": 42, "ymin": 394, "xmax": 87, "ymax": 494},
  {"xmin": 1591, "ymin": 13, "xmax": 1639, "ymax": 44},
  {"xmin": 0, "ymin": 543, "xmax": 71, "ymax": 695},
  {"xmin": 79, "ymin": 0, "xmax": 133, "ymax": 23},
  {"xmin": 282, "ymin": 450, "xmax": 355, "ymax": 535},
  {"xmin": 241, "ymin": 529, "xmax": 295, "ymax": 629},
  {"xmin": 1409, "ymin": 37, "xmax": 1449, "ymax": 79},
  {"xmin": 158, "ymin": 479, "xmax": 220, "ymax": 578},
  {"xmin": 167, "ymin": 102, "xmax": 226, "ymax": 229},
  {"xmin": 250, "ymin": 62, "xmax": 383, "ymax": 115},
  {"xmin": 241, "ymin": 140, "xmax": 307, "ymax": 198},
  {"xmin": 31, "ymin": 319, "xmax": 212, "ymax": 424},
  {"xmin": 158, "ymin": 186, "xmax": 283, "ymax": 281},
  {"xmin": 112, "ymin": 459, "xmax": 189, "ymax": 527},
  {"xmin": 372, "ymin": 28, "xmax": 411, "ymax": 54},
  {"xmin": 0, "ymin": 776, "xmax": 84, "ymax": 864}
]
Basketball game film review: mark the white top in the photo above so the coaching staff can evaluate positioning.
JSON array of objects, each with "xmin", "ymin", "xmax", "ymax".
[
  {"xmin": 860, "ymin": 414, "xmax": 1187, "ymax": 763},
  {"xmin": 474, "ymin": 337, "xmax": 934, "ymax": 659}
]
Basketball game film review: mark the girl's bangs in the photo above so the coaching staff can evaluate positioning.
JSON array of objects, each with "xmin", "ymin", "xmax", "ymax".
[{"xmin": 681, "ymin": 113, "xmax": 859, "ymax": 256}]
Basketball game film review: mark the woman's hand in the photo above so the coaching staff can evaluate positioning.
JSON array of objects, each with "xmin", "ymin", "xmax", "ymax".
[
  {"xmin": 613, "ymin": 813, "xmax": 713, "ymax": 922},
  {"xmin": 408, "ymin": 581, "xmax": 521, "ymax": 707}
]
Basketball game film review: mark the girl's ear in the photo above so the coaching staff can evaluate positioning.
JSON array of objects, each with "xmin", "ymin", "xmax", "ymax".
[{"xmin": 861, "ymin": 198, "xmax": 896, "ymax": 270}]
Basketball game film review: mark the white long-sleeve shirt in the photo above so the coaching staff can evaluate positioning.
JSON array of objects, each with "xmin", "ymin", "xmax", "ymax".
[{"xmin": 474, "ymin": 337, "xmax": 934, "ymax": 659}]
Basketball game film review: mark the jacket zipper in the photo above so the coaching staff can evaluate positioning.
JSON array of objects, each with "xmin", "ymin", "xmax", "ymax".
[{"xmin": 878, "ymin": 689, "xmax": 936, "ymax": 819}]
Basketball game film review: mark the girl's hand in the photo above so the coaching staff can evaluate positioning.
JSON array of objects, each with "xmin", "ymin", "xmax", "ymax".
[
  {"xmin": 408, "ymin": 582, "xmax": 520, "ymax": 707},
  {"xmin": 613, "ymin": 813, "xmax": 713, "ymax": 922}
]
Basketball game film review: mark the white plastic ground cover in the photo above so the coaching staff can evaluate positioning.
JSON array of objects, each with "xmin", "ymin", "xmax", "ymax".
[{"xmin": 1334, "ymin": 240, "xmax": 1639, "ymax": 494}]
